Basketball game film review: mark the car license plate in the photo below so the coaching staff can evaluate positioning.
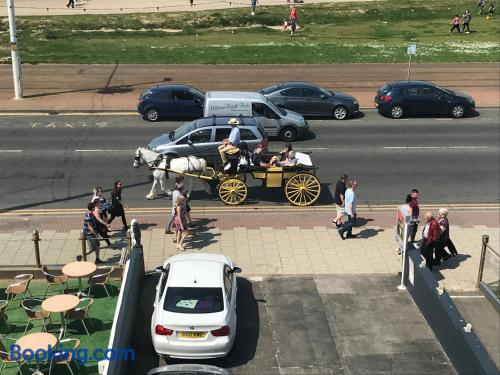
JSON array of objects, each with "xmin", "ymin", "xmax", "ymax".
[{"xmin": 178, "ymin": 331, "xmax": 207, "ymax": 339}]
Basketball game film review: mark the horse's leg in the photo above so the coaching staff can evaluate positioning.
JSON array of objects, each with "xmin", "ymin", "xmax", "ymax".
[
  {"xmin": 159, "ymin": 171, "xmax": 168, "ymax": 193},
  {"xmin": 146, "ymin": 170, "xmax": 159, "ymax": 199}
]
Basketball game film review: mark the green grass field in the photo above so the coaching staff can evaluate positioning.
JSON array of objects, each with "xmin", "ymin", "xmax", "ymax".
[
  {"xmin": 1, "ymin": 280, "xmax": 120, "ymax": 375},
  {"xmin": 0, "ymin": 0, "xmax": 499, "ymax": 63}
]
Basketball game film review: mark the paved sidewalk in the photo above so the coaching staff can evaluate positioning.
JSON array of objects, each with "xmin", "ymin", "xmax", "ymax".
[
  {"xmin": 0, "ymin": 63, "xmax": 498, "ymax": 111},
  {"xmin": 0, "ymin": 211, "xmax": 498, "ymax": 293}
]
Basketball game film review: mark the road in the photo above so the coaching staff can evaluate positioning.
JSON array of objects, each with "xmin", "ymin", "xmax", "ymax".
[{"xmin": 0, "ymin": 109, "xmax": 498, "ymax": 211}]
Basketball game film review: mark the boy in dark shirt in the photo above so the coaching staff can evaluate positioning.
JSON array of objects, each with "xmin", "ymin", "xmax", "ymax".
[{"xmin": 331, "ymin": 174, "xmax": 348, "ymax": 228}]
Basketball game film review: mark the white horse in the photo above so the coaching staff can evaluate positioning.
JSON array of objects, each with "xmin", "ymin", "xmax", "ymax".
[{"xmin": 133, "ymin": 147, "xmax": 208, "ymax": 200}]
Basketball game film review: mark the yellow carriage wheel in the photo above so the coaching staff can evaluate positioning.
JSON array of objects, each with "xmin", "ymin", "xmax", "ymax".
[
  {"xmin": 218, "ymin": 178, "xmax": 248, "ymax": 205},
  {"xmin": 285, "ymin": 173, "xmax": 321, "ymax": 206}
]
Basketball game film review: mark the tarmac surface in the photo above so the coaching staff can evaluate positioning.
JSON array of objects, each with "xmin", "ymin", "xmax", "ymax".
[
  {"xmin": 132, "ymin": 274, "xmax": 456, "ymax": 374},
  {"xmin": 0, "ymin": 111, "xmax": 499, "ymax": 211},
  {"xmin": 0, "ymin": 63, "xmax": 498, "ymax": 111}
]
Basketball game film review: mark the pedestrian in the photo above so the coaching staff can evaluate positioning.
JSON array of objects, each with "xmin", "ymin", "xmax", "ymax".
[
  {"xmin": 450, "ymin": 14, "xmax": 461, "ymax": 32},
  {"xmin": 251, "ymin": 0, "xmax": 257, "ymax": 14},
  {"xmin": 165, "ymin": 177, "xmax": 184, "ymax": 235},
  {"xmin": 396, "ymin": 194, "xmax": 413, "ymax": 255},
  {"xmin": 289, "ymin": 6, "xmax": 298, "ymax": 36},
  {"xmin": 78, "ymin": 202, "xmax": 103, "ymax": 264},
  {"xmin": 488, "ymin": 3, "xmax": 495, "ymax": 15},
  {"xmin": 477, "ymin": 0, "xmax": 485, "ymax": 14},
  {"xmin": 174, "ymin": 195, "xmax": 190, "ymax": 251},
  {"xmin": 190, "ymin": 0, "xmax": 193, "ymax": 6},
  {"xmin": 409, "ymin": 189, "xmax": 420, "ymax": 243},
  {"xmin": 462, "ymin": 10, "xmax": 472, "ymax": 33},
  {"xmin": 337, "ymin": 180, "xmax": 358, "ymax": 240},
  {"xmin": 66, "ymin": 0, "xmax": 74, "ymax": 8},
  {"xmin": 92, "ymin": 198, "xmax": 112, "ymax": 247},
  {"xmin": 108, "ymin": 180, "xmax": 129, "ymax": 231},
  {"xmin": 419, "ymin": 212, "xmax": 441, "ymax": 270},
  {"xmin": 436, "ymin": 208, "xmax": 458, "ymax": 258},
  {"xmin": 331, "ymin": 174, "xmax": 348, "ymax": 228}
]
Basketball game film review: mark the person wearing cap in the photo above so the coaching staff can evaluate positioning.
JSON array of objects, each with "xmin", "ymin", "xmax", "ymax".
[{"xmin": 218, "ymin": 118, "xmax": 241, "ymax": 164}]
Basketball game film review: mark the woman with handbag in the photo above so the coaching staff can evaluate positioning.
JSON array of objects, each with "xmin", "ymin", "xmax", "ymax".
[{"xmin": 174, "ymin": 195, "xmax": 190, "ymax": 251}]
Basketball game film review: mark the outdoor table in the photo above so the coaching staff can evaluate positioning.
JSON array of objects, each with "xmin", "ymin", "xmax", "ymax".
[
  {"xmin": 15, "ymin": 332, "xmax": 57, "ymax": 375},
  {"xmin": 41, "ymin": 295, "xmax": 79, "ymax": 339},
  {"xmin": 62, "ymin": 261, "xmax": 97, "ymax": 296}
]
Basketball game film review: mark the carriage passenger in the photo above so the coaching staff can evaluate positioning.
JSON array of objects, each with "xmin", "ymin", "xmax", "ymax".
[
  {"xmin": 277, "ymin": 150, "xmax": 298, "ymax": 167},
  {"xmin": 218, "ymin": 118, "xmax": 241, "ymax": 165},
  {"xmin": 251, "ymin": 145, "xmax": 272, "ymax": 168},
  {"xmin": 270, "ymin": 143, "xmax": 293, "ymax": 165}
]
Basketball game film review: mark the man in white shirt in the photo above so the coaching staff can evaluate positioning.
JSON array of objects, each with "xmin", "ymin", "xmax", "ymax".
[
  {"xmin": 218, "ymin": 118, "xmax": 241, "ymax": 164},
  {"xmin": 338, "ymin": 180, "xmax": 358, "ymax": 240}
]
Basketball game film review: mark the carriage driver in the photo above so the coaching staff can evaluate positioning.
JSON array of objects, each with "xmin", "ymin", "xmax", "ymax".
[{"xmin": 218, "ymin": 118, "xmax": 241, "ymax": 165}]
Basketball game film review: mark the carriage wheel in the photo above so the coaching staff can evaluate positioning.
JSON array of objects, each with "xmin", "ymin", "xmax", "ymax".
[
  {"xmin": 218, "ymin": 178, "xmax": 248, "ymax": 205},
  {"xmin": 285, "ymin": 173, "xmax": 321, "ymax": 206}
]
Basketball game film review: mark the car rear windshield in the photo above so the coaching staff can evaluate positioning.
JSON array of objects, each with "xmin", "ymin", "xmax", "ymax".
[
  {"xmin": 260, "ymin": 85, "xmax": 280, "ymax": 94},
  {"xmin": 140, "ymin": 90, "xmax": 152, "ymax": 98},
  {"xmin": 164, "ymin": 287, "xmax": 224, "ymax": 314},
  {"xmin": 378, "ymin": 85, "xmax": 391, "ymax": 95}
]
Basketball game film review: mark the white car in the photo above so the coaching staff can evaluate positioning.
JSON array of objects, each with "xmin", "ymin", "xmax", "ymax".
[{"xmin": 151, "ymin": 253, "xmax": 241, "ymax": 359}]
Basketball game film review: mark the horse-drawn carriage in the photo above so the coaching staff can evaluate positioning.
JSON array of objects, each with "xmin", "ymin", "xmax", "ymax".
[{"xmin": 134, "ymin": 147, "xmax": 321, "ymax": 206}]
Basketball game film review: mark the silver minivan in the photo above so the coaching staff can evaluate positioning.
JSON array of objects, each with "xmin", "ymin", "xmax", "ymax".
[
  {"xmin": 148, "ymin": 116, "xmax": 266, "ymax": 162},
  {"xmin": 204, "ymin": 91, "xmax": 308, "ymax": 142}
]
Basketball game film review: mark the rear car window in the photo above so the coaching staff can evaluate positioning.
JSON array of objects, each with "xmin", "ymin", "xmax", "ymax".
[
  {"xmin": 378, "ymin": 85, "xmax": 391, "ymax": 95},
  {"xmin": 281, "ymin": 88, "xmax": 301, "ymax": 97},
  {"xmin": 260, "ymin": 85, "xmax": 280, "ymax": 94},
  {"xmin": 164, "ymin": 287, "xmax": 224, "ymax": 314},
  {"xmin": 140, "ymin": 90, "xmax": 152, "ymax": 98}
]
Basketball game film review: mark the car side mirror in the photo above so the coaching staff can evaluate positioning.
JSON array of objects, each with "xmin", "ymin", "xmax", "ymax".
[
  {"xmin": 231, "ymin": 267, "xmax": 242, "ymax": 274},
  {"xmin": 320, "ymin": 95, "xmax": 326, "ymax": 99},
  {"xmin": 187, "ymin": 139, "xmax": 193, "ymax": 145},
  {"xmin": 155, "ymin": 266, "xmax": 165, "ymax": 273}
]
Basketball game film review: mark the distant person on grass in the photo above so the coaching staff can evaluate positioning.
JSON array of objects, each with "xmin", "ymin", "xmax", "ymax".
[
  {"xmin": 462, "ymin": 10, "xmax": 472, "ymax": 33},
  {"xmin": 251, "ymin": 0, "xmax": 257, "ymax": 15},
  {"xmin": 66, "ymin": 0, "xmax": 74, "ymax": 8},
  {"xmin": 450, "ymin": 14, "xmax": 461, "ymax": 33},
  {"xmin": 477, "ymin": 0, "xmax": 485, "ymax": 14},
  {"xmin": 488, "ymin": 3, "xmax": 495, "ymax": 15},
  {"xmin": 190, "ymin": 0, "xmax": 193, "ymax": 6}
]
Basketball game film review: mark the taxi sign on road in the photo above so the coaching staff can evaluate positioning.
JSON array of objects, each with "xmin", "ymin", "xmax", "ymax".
[{"xmin": 407, "ymin": 44, "xmax": 417, "ymax": 56}]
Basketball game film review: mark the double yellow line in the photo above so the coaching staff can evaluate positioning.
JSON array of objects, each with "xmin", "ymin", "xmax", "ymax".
[{"xmin": 1, "ymin": 204, "xmax": 498, "ymax": 217}]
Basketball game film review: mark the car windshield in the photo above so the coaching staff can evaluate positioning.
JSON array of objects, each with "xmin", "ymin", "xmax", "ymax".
[
  {"xmin": 266, "ymin": 99, "xmax": 286, "ymax": 116},
  {"xmin": 171, "ymin": 121, "xmax": 195, "ymax": 141},
  {"xmin": 164, "ymin": 287, "xmax": 224, "ymax": 314},
  {"xmin": 189, "ymin": 87, "xmax": 205, "ymax": 98},
  {"xmin": 319, "ymin": 87, "xmax": 331, "ymax": 97},
  {"xmin": 379, "ymin": 85, "xmax": 391, "ymax": 95}
]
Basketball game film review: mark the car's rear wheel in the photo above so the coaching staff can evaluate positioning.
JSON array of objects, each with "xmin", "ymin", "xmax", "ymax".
[
  {"xmin": 279, "ymin": 126, "xmax": 297, "ymax": 142},
  {"xmin": 451, "ymin": 104, "xmax": 465, "ymax": 119},
  {"xmin": 145, "ymin": 108, "xmax": 160, "ymax": 122},
  {"xmin": 333, "ymin": 105, "xmax": 348, "ymax": 120},
  {"xmin": 389, "ymin": 105, "xmax": 404, "ymax": 119}
]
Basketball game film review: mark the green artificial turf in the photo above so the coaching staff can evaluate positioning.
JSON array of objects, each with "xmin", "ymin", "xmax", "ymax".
[
  {"xmin": 0, "ymin": 279, "xmax": 120, "ymax": 375},
  {"xmin": 0, "ymin": 0, "xmax": 498, "ymax": 63}
]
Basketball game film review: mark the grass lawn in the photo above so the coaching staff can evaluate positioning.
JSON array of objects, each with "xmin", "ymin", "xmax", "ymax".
[
  {"xmin": 0, "ymin": 279, "xmax": 120, "ymax": 375},
  {"xmin": 0, "ymin": 0, "xmax": 499, "ymax": 63}
]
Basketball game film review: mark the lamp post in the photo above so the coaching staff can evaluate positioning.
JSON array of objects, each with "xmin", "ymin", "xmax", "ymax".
[{"xmin": 7, "ymin": 0, "xmax": 23, "ymax": 99}]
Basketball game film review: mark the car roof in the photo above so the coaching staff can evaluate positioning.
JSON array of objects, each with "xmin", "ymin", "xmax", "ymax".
[
  {"xmin": 166, "ymin": 253, "xmax": 231, "ymax": 288},
  {"xmin": 387, "ymin": 80, "xmax": 436, "ymax": 87},
  {"xmin": 193, "ymin": 115, "xmax": 260, "ymax": 128},
  {"xmin": 271, "ymin": 81, "xmax": 319, "ymax": 90},
  {"xmin": 205, "ymin": 91, "xmax": 266, "ymax": 100},
  {"xmin": 150, "ymin": 84, "xmax": 199, "ymax": 92}
]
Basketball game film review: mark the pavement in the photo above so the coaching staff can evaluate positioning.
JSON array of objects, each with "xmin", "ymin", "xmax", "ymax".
[
  {"xmin": 6, "ymin": 0, "xmax": 374, "ymax": 16},
  {"xmin": 132, "ymin": 274, "xmax": 455, "ymax": 374},
  {"xmin": 0, "ymin": 63, "xmax": 498, "ymax": 111},
  {"xmin": 0, "ymin": 209, "xmax": 498, "ymax": 294}
]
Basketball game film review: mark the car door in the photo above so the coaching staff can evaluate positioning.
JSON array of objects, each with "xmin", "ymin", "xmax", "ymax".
[
  {"xmin": 252, "ymin": 102, "xmax": 281, "ymax": 136},
  {"xmin": 301, "ymin": 87, "xmax": 330, "ymax": 116},
  {"xmin": 275, "ymin": 87, "xmax": 303, "ymax": 113},
  {"xmin": 223, "ymin": 266, "xmax": 237, "ymax": 334},
  {"xmin": 184, "ymin": 128, "xmax": 213, "ymax": 159},
  {"xmin": 417, "ymin": 86, "xmax": 444, "ymax": 116},
  {"xmin": 171, "ymin": 89, "xmax": 203, "ymax": 118},
  {"xmin": 151, "ymin": 90, "xmax": 173, "ymax": 117},
  {"xmin": 401, "ymin": 86, "xmax": 420, "ymax": 115}
]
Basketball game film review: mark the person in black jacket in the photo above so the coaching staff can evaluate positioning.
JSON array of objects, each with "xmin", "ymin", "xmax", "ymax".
[{"xmin": 108, "ymin": 180, "xmax": 129, "ymax": 231}]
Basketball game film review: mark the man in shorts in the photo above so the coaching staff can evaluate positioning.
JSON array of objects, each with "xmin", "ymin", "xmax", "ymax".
[
  {"xmin": 331, "ymin": 174, "xmax": 347, "ymax": 228},
  {"xmin": 78, "ymin": 202, "xmax": 103, "ymax": 263}
]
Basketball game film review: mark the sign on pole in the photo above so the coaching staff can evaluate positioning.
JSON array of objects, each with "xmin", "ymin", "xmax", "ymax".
[{"xmin": 406, "ymin": 44, "xmax": 416, "ymax": 81}]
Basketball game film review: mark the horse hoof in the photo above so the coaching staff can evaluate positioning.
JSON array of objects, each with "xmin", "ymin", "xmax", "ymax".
[{"xmin": 146, "ymin": 195, "xmax": 154, "ymax": 200}]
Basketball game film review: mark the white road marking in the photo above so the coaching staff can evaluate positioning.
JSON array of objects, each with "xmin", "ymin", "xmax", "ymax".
[
  {"xmin": 0, "ymin": 149, "xmax": 22, "ymax": 153},
  {"xmin": 295, "ymin": 147, "xmax": 328, "ymax": 150},
  {"xmin": 480, "ymin": 118, "xmax": 493, "ymax": 120},
  {"xmin": 74, "ymin": 149, "xmax": 133, "ymax": 152},
  {"xmin": 449, "ymin": 295, "xmax": 485, "ymax": 299},
  {"xmin": 436, "ymin": 118, "xmax": 453, "ymax": 121},
  {"xmin": 383, "ymin": 146, "xmax": 491, "ymax": 150}
]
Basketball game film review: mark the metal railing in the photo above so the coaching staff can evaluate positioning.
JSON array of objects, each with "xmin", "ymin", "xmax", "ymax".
[{"xmin": 477, "ymin": 235, "xmax": 500, "ymax": 306}]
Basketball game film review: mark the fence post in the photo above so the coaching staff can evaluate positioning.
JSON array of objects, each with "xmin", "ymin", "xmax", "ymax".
[
  {"xmin": 32, "ymin": 230, "xmax": 41, "ymax": 268},
  {"xmin": 126, "ymin": 229, "xmax": 132, "ymax": 255},
  {"xmin": 80, "ymin": 230, "xmax": 87, "ymax": 261},
  {"xmin": 476, "ymin": 234, "xmax": 489, "ymax": 289}
]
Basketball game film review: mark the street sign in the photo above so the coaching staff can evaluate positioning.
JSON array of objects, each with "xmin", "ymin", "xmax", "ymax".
[
  {"xmin": 407, "ymin": 44, "xmax": 417, "ymax": 56},
  {"xmin": 396, "ymin": 204, "xmax": 411, "ymax": 247}
]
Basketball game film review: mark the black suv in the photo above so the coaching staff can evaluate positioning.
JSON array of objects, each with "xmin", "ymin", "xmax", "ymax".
[{"xmin": 375, "ymin": 80, "xmax": 475, "ymax": 119}]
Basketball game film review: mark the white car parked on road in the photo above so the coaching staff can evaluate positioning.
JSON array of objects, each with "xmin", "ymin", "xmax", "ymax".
[{"xmin": 151, "ymin": 253, "xmax": 241, "ymax": 359}]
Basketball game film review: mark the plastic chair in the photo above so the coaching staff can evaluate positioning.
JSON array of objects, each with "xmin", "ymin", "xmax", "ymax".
[
  {"xmin": 42, "ymin": 266, "xmax": 69, "ymax": 298},
  {"xmin": 65, "ymin": 298, "xmax": 94, "ymax": 336},
  {"xmin": 0, "ymin": 336, "xmax": 23, "ymax": 375},
  {"xmin": 48, "ymin": 338, "xmax": 80, "ymax": 375},
  {"xmin": 0, "ymin": 301, "xmax": 7, "ymax": 325},
  {"xmin": 87, "ymin": 266, "xmax": 114, "ymax": 297},
  {"xmin": 21, "ymin": 299, "xmax": 51, "ymax": 335},
  {"xmin": 5, "ymin": 274, "xmax": 33, "ymax": 306}
]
